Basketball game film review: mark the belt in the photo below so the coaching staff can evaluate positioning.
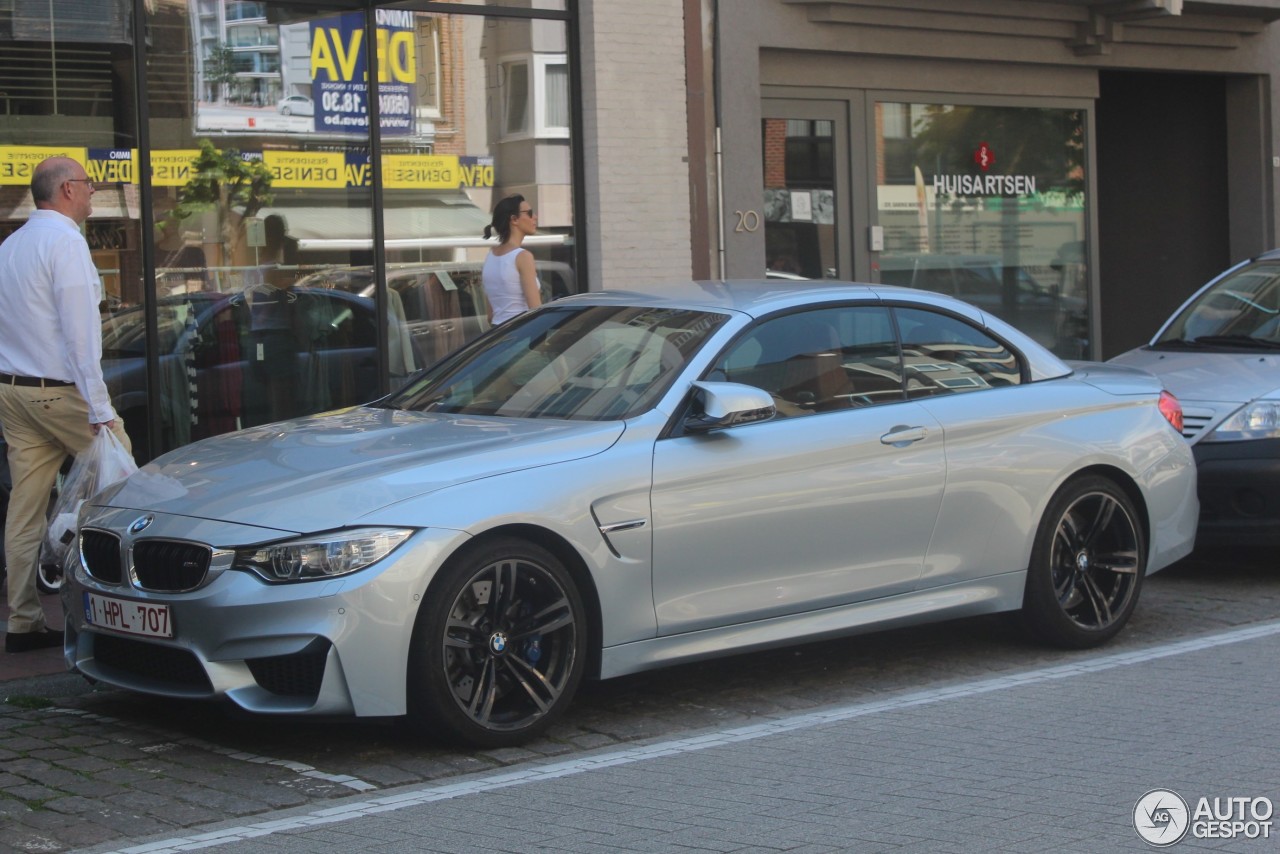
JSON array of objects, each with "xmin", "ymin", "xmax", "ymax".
[{"xmin": 0, "ymin": 372, "xmax": 73, "ymax": 388}]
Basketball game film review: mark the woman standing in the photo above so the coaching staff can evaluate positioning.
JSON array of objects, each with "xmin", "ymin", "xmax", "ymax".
[{"xmin": 481, "ymin": 195, "xmax": 542, "ymax": 325}]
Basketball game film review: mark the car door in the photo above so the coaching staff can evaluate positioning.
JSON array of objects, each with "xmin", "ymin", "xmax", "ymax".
[
  {"xmin": 893, "ymin": 306, "xmax": 1044, "ymax": 589},
  {"xmin": 649, "ymin": 304, "xmax": 946, "ymax": 636}
]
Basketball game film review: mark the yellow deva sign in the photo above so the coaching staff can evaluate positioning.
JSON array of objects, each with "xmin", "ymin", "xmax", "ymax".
[
  {"xmin": 263, "ymin": 151, "xmax": 346, "ymax": 189},
  {"xmin": 87, "ymin": 149, "xmax": 138, "ymax": 184},
  {"xmin": 0, "ymin": 146, "xmax": 488, "ymax": 190},
  {"xmin": 382, "ymin": 154, "xmax": 459, "ymax": 190},
  {"xmin": 0, "ymin": 146, "xmax": 86, "ymax": 185}
]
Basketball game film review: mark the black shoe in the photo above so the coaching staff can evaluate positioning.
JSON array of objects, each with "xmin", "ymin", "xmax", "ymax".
[{"xmin": 5, "ymin": 627, "xmax": 64, "ymax": 653}]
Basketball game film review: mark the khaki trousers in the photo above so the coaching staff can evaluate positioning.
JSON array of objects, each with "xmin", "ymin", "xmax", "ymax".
[{"xmin": 0, "ymin": 381, "xmax": 130, "ymax": 633}]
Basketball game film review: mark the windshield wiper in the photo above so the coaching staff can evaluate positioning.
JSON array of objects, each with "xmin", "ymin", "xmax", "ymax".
[
  {"xmin": 1189, "ymin": 334, "xmax": 1280, "ymax": 350},
  {"xmin": 1149, "ymin": 339, "xmax": 1212, "ymax": 350}
]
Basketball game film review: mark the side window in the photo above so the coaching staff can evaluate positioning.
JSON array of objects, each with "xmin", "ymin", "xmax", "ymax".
[
  {"xmin": 895, "ymin": 307, "xmax": 1021, "ymax": 398},
  {"xmin": 711, "ymin": 306, "xmax": 901, "ymax": 418}
]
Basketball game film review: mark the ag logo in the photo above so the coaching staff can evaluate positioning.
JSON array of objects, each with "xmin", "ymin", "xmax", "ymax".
[{"xmin": 1135, "ymin": 789, "xmax": 1190, "ymax": 846}]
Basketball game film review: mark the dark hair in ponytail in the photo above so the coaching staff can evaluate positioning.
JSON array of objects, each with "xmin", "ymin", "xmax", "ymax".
[{"xmin": 483, "ymin": 194, "xmax": 525, "ymax": 242}]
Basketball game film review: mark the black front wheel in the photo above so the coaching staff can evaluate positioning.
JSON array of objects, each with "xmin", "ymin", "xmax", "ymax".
[
  {"xmin": 408, "ymin": 537, "xmax": 587, "ymax": 747},
  {"xmin": 1020, "ymin": 475, "xmax": 1145, "ymax": 649}
]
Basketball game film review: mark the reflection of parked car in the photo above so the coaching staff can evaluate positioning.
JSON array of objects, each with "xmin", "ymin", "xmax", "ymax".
[
  {"xmin": 66, "ymin": 281, "xmax": 1196, "ymax": 747},
  {"xmin": 1110, "ymin": 250, "xmax": 1280, "ymax": 547},
  {"xmin": 296, "ymin": 260, "xmax": 580, "ymax": 367},
  {"xmin": 277, "ymin": 94, "xmax": 314, "ymax": 117},
  {"xmin": 101, "ymin": 287, "xmax": 379, "ymax": 460},
  {"xmin": 880, "ymin": 254, "xmax": 1088, "ymax": 357}
]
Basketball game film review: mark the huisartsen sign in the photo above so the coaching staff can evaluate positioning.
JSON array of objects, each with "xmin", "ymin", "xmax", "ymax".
[{"xmin": 932, "ymin": 143, "xmax": 1038, "ymax": 197}]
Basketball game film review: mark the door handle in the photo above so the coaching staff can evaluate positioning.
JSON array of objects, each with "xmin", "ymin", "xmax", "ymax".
[{"xmin": 880, "ymin": 425, "xmax": 927, "ymax": 446}]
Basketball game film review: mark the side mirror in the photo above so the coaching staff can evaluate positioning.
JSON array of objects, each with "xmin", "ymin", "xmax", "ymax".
[{"xmin": 684, "ymin": 381, "xmax": 776, "ymax": 433}]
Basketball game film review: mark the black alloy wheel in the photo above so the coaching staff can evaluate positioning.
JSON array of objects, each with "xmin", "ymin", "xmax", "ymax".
[
  {"xmin": 1021, "ymin": 475, "xmax": 1145, "ymax": 649},
  {"xmin": 410, "ymin": 537, "xmax": 586, "ymax": 747}
]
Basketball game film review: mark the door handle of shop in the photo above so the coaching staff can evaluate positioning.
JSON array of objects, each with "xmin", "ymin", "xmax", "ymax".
[{"xmin": 880, "ymin": 425, "xmax": 927, "ymax": 446}]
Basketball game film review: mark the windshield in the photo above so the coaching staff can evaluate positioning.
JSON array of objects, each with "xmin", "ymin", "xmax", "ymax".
[
  {"xmin": 1155, "ymin": 262, "xmax": 1280, "ymax": 349},
  {"xmin": 387, "ymin": 304, "xmax": 729, "ymax": 420}
]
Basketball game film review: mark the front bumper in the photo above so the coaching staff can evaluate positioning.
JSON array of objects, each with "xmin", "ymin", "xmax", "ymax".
[
  {"xmin": 61, "ymin": 508, "xmax": 468, "ymax": 717},
  {"xmin": 1192, "ymin": 437, "xmax": 1280, "ymax": 547}
]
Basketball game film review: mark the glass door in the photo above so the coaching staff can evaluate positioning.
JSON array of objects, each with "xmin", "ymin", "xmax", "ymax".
[{"xmin": 760, "ymin": 100, "xmax": 850, "ymax": 281}]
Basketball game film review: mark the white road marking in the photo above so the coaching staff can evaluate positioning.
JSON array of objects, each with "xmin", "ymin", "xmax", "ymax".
[
  {"xmin": 93, "ymin": 619, "xmax": 1280, "ymax": 854},
  {"xmin": 50, "ymin": 708, "xmax": 377, "ymax": 792}
]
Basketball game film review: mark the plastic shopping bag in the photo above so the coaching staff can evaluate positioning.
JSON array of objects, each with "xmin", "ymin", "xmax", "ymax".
[{"xmin": 42, "ymin": 429, "xmax": 138, "ymax": 565}]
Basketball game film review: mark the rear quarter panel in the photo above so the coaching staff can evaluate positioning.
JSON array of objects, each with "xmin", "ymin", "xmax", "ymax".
[{"xmin": 915, "ymin": 377, "xmax": 1195, "ymax": 589}]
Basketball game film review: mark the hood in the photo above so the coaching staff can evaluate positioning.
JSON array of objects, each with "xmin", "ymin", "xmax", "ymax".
[
  {"xmin": 99, "ymin": 407, "xmax": 625, "ymax": 531},
  {"xmin": 1108, "ymin": 349, "xmax": 1280, "ymax": 405}
]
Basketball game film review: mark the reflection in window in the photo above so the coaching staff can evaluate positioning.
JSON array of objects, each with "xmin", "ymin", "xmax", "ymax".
[
  {"xmin": 417, "ymin": 16, "xmax": 442, "ymax": 118},
  {"xmin": 0, "ymin": 2, "xmax": 579, "ymax": 463},
  {"xmin": 896, "ymin": 308, "xmax": 1021, "ymax": 398},
  {"xmin": 761, "ymin": 117, "xmax": 837, "ymax": 280},
  {"xmin": 1157, "ymin": 263, "xmax": 1280, "ymax": 345},
  {"xmin": 714, "ymin": 307, "xmax": 903, "ymax": 417},
  {"xmin": 540, "ymin": 57, "xmax": 570, "ymax": 133},
  {"xmin": 874, "ymin": 102, "xmax": 1090, "ymax": 359},
  {"xmin": 503, "ymin": 60, "xmax": 530, "ymax": 135},
  {"xmin": 393, "ymin": 306, "xmax": 728, "ymax": 421}
]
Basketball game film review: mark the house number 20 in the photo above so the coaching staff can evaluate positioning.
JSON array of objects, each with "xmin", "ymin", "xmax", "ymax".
[{"xmin": 733, "ymin": 210, "xmax": 761, "ymax": 232}]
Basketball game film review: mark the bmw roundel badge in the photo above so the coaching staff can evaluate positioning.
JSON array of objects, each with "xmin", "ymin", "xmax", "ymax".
[{"xmin": 128, "ymin": 514, "xmax": 154, "ymax": 534}]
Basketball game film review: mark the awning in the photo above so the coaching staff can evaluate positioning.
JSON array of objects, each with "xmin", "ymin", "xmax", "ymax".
[{"xmin": 260, "ymin": 195, "xmax": 567, "ymax": 252}]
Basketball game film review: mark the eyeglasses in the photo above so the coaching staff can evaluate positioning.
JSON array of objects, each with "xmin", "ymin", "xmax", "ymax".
[
  {"xmin": 518, "ymin": 208, "xmax": 535, "ymax": 217},
  {"xmin": 64, "ymin": 179, "xmax": 93, "ymax": 186}
]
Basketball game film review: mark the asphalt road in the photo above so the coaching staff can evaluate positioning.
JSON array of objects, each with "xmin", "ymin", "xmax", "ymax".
[{"xmin": 2, "ymin": 551, "xmax": 1277, "ymax": 853}]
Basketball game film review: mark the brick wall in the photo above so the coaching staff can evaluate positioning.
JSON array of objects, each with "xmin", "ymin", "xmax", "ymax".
[
  {"xmin": 763, "ymin": 118, "xmax": 787, "ymax": 189},
  {"xmin": 578, "ymin": 1, "xmax": 693, "ymax": 288}
]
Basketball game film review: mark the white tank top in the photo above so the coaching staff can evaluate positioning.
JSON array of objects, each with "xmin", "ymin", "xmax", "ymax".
[{"xmin": 482, "ymin": 248, "xmax": 536, "ymax": 325}]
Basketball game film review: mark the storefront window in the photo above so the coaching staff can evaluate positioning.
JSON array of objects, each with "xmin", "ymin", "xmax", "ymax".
[
  {"xmin": 874, "ymin": 102, "xmax": 1090, "ymax": 358},
  {"xmin": 0, "ymin": 0, "xmax": 139, "ymax": 427},
  {"xmin": 365, "ymin": 9, "xmax": 577, "ymax": 367},
  {"xmin": 0, "ymin": 0, "xmax": 577, "ymax": 462}
]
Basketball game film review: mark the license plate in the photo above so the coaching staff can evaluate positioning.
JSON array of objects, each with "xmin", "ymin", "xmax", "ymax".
[{"xmin": 83, "ymin": 592, "xmax": 173, "ymax": 639}]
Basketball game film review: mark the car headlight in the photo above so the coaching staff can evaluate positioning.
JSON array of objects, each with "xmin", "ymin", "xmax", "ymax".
[
  {"xmin": 234, "ymin": 527, "xmax": 414, "ymax": 583},
  {"xmin": 1204, "ymin": 401, "xmax": 1280, "ymax": 442}
]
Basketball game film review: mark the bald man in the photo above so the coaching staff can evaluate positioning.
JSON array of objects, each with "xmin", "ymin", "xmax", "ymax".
[{"xmin": 0, "ymin": 155, "xmax": 130, "ymax": 653}]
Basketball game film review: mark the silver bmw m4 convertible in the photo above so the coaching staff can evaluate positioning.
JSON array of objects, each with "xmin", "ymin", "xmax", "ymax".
[{"xmin": 63, "ymin": 281, "xmax": 1198, "ymax": 746}]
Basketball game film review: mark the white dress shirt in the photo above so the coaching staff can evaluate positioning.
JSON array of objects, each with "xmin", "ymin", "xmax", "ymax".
[{"xmin": 0, "ymin": 209, "xmax": 115, "ymax": 423}]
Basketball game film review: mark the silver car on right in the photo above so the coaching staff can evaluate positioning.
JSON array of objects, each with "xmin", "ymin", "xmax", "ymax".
[{"xmin": 1110, "ymin": 250, "xmax": 1280, "ymax": 548}]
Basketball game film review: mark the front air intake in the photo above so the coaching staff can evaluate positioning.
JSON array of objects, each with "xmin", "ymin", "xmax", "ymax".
[
  {"xmin": 80, "ymin": 529, "xmax": 123, "ymax": 584},
  {"xmin": 132, "ymin": 541, "xmax": 212, "ymax": 591}
]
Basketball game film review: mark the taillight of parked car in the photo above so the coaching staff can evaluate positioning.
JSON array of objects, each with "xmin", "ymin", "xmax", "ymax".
[{"xmin": 1159, "ymin": 390, "xmax": 1184, "ymax": 433}]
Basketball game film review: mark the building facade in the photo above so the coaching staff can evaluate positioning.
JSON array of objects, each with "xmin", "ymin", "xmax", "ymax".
[
  {"xmin": 4, "ymin": 0, "xmax": 1280, "ymax": 463},
  {"xmin": 695, "ymin": 0, "xmax": 1280, "ymax": 360}
]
